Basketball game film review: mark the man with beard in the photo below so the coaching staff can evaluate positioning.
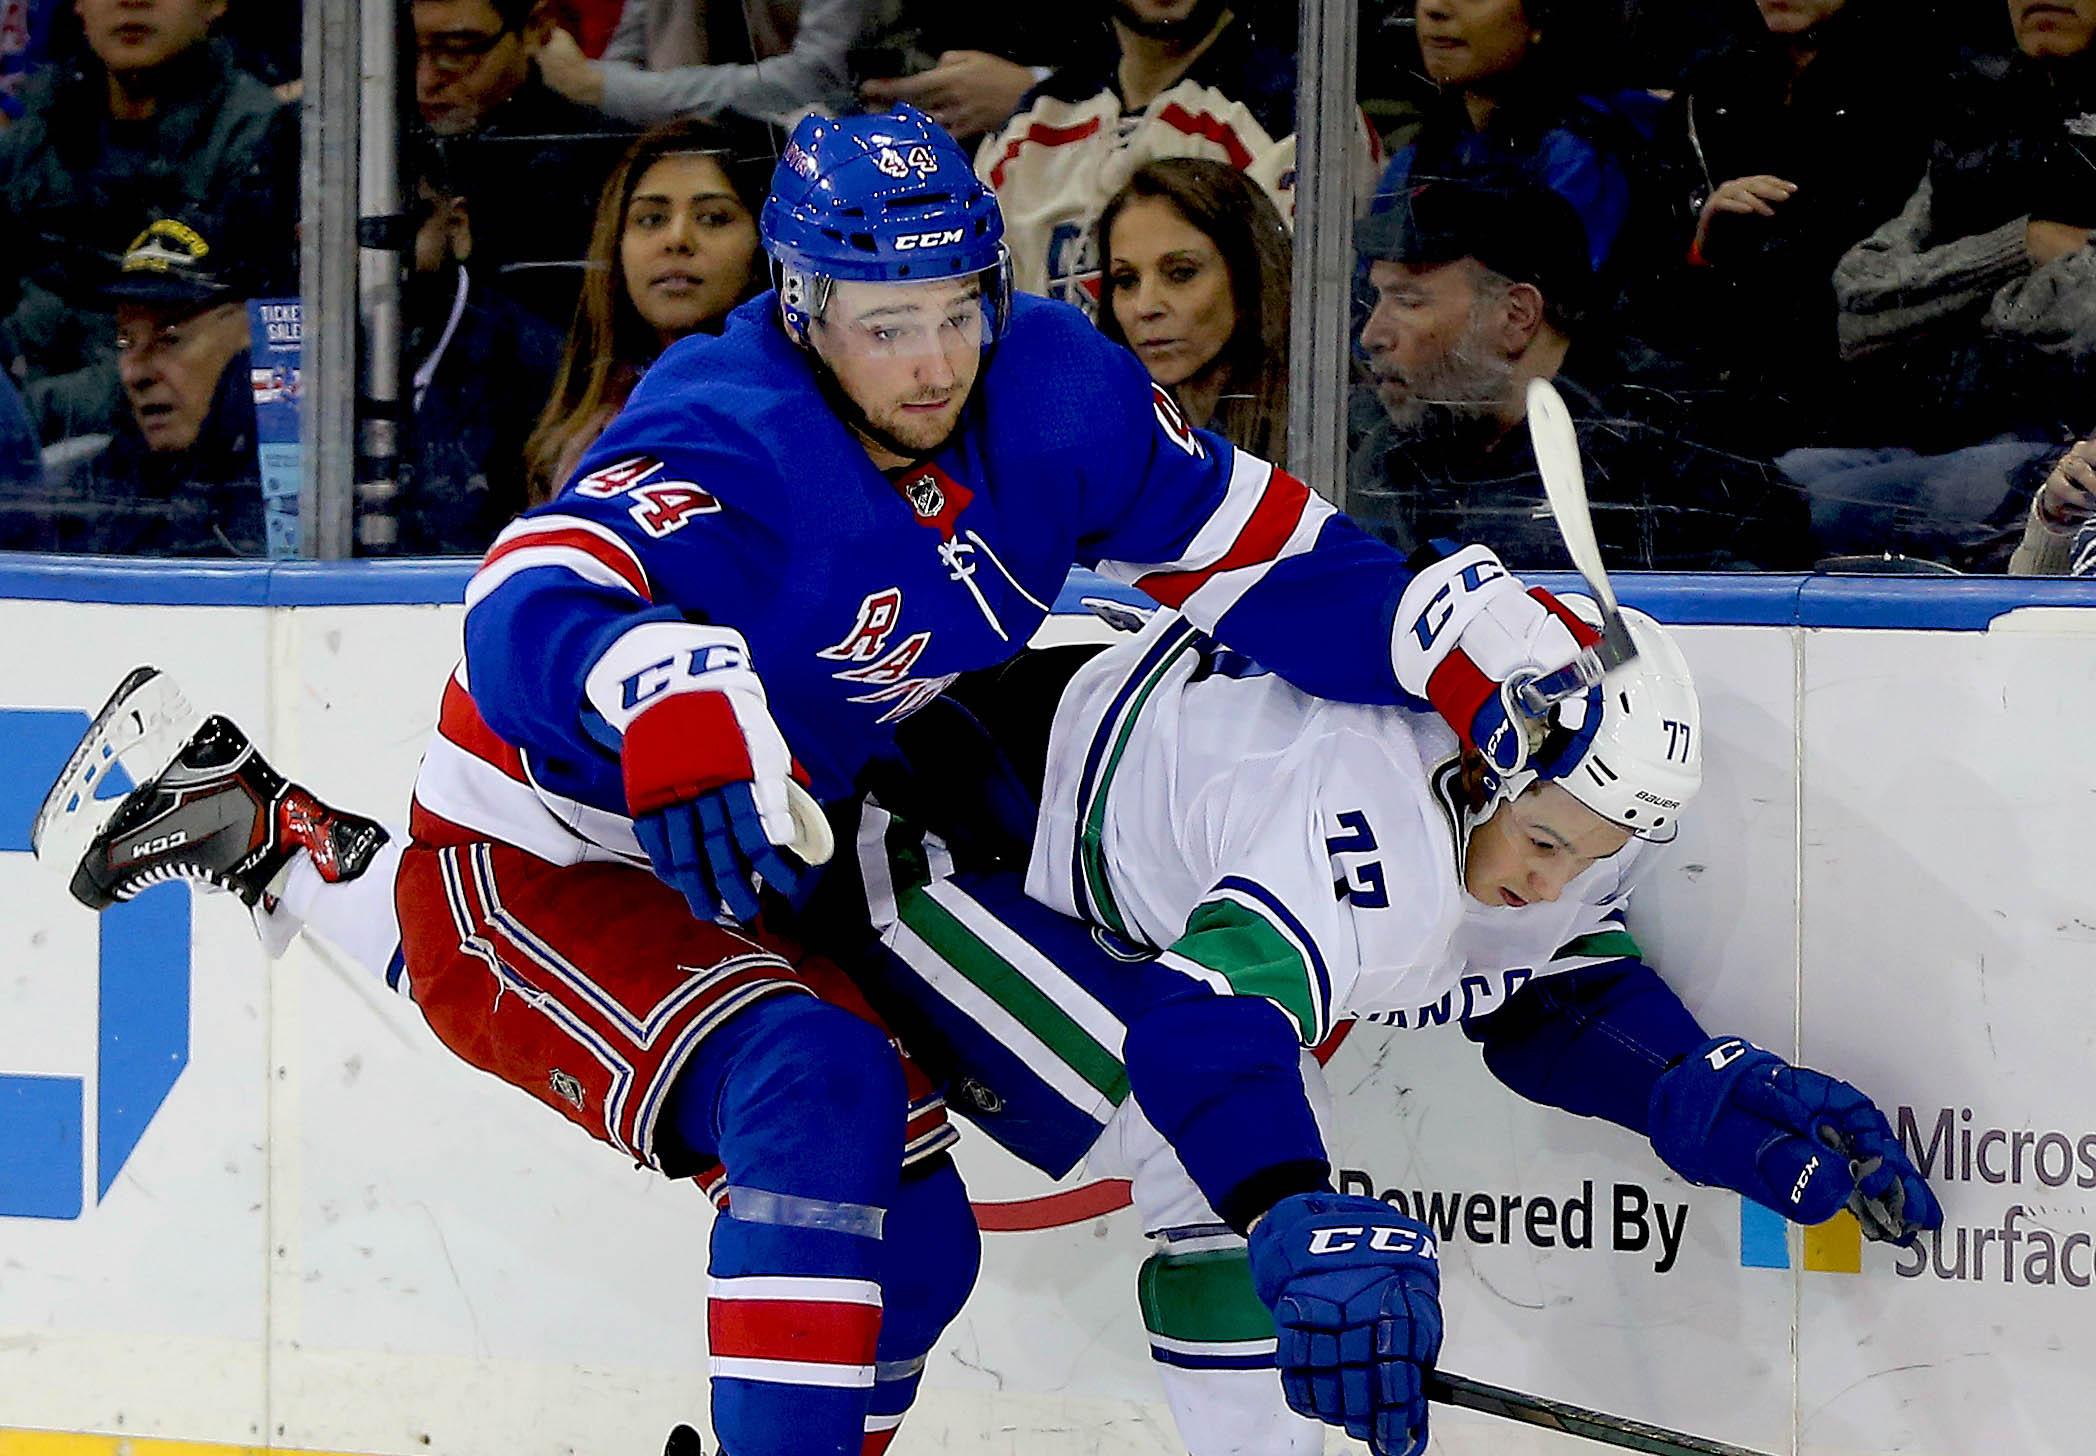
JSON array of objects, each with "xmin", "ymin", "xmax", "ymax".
[
  {"xmin": 1347, "ymin": 176, "xmax": 1808, "ymax": 572},
  {"xmin": 975, "ymin": 0, "xmax": 1379, "ymax": 308}
]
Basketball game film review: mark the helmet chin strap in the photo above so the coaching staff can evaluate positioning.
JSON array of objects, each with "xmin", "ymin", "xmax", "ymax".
[{"xmin": 1461, "ymin": 764, "xmax": 1530, "ymax": 868}]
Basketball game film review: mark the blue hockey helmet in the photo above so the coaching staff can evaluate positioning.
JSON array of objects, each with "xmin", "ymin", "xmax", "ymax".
[{"xmin": 760, "ymin": 104, "xmax": 1012, "ymax": 343}]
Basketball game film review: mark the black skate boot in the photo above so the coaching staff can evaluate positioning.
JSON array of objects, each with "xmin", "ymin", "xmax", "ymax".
[
  {"xmin": 32, "ymin": 666, "xmax": 388, "ymax": 911},
  {"xmin": 663, "ymin": 1425, "xmax": 705, "ymax": 1455}
]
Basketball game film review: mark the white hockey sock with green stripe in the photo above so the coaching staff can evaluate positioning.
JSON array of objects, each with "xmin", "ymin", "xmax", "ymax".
[{"xmin": 1138, "ymin": 1231, "xmax": 1322, "ymax": 1456}]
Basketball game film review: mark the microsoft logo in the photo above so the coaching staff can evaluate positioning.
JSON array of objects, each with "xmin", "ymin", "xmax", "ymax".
[{"xmin": 1739, "ymin": 1200, "xmax": 1864, "ymax": 1274}]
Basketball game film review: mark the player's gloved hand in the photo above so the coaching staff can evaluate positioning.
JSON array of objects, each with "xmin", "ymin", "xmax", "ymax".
[
  {"xmin": 1649, "ymin": 1036, "xmax": 1944, "ymax": 1245},
  {"xmin": 1247, "ymin": 1192, "xmax": 1443, "ymax": 1456},
  {"xmin": 1391, "ymin": 542, "xmax": 1602, "ymax": 779},
  {"xmin": 585, "ymin": 620, "xmax": 811, "ymax": 923}
]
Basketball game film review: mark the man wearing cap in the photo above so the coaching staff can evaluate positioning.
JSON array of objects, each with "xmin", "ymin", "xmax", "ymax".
[
  {"xmin": 1347, "ymin": 174, "xmax": 1807, "ymax": 571},
  {"xmin": 0, "ymin": 0, "xmax": 293, "ymax": 444},
  {"xmin": 0, "ymin": 216, "xmax": 265, "ymax": 555}
]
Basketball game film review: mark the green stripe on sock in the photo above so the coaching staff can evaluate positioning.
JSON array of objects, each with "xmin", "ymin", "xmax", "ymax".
[
  {"xmin": 1171, "ymin": 898, "xmax": 1320, "ymax": 1042},
  {"xmin": 1138, "ymin": 1247, "xmax": 1277, "ymax": 1343},
  {"xmin": 896, "ymin": 888, "xmax": 1128, "ymax": 1105},
  {"xmin": 1553, "ymin": 928, "xmax": 1643, "ymax": 963}
]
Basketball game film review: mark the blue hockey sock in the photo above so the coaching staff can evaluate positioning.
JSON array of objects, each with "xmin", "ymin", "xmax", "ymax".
[
  {"xmin": 863, "ymin": 1158, "xmax": 980, "ymax": 1453},
  {"xmin": 669, "ymin": 994, "xmax": 907, "ymax": 1456}
]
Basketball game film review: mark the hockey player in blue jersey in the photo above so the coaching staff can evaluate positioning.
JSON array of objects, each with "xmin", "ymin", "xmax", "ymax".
[{"xmin": 44, "ymin": 106, "xmax": 1623, "ymax": 1455}]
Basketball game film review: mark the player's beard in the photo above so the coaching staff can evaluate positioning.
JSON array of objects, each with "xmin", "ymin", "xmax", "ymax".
[
  {"xmin": 806, "ymin": 353, "xmax": 973, "ymax": 467},
  {"xmin": 866, "ymin": 395, "xmax": 966, "ymax": 459},
  {"xmin": 1375, "ymin": 311, "xmax": 1515, "ymax": 450}
]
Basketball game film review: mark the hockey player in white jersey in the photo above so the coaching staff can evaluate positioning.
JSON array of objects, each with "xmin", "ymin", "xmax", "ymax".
[{"xmin": 845, "ymin": 590, "xmax": 1942, "ymax": 1456}]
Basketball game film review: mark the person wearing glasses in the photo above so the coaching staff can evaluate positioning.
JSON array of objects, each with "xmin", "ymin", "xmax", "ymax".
[
  {"xmin": 412, "ymin": 0, "xmax": 634, "ymax": 326},
  {"xmin": 0, "ymin": 215, "xmax": 267, "ymax": 555}
]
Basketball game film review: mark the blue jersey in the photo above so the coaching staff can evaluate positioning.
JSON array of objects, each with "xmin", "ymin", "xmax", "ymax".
[{"xmin": 411, "ymin": 292, "xmax": 1426, "ymax": 865}]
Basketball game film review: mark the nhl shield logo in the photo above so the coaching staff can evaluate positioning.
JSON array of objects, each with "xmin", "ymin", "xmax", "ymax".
[
  {"xmin": 904, "ymin": 471, "xmax": 945, "ymax": 519},
  {"xmin": 889, "ymin": 461, "xmax": 973, "ymax": 540},
  {"xmin": 549, "ymin": 1070, "xmax": 587, "ymax": 1109}
]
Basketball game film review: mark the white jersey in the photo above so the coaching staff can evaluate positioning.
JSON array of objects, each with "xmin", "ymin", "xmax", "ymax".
[
  {"xmin": 979, "ymin": 74, "xmax": 1297, "ymax": 309},
  {"xmin": 1028, "ymin": 611, "xmax": 1654, "ymax": 1044}
]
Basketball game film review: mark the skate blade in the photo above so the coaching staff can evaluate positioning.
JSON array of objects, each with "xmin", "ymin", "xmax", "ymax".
[{"xmin": 31, "ymin": 666, "xmax": 205, "ymax": 884}]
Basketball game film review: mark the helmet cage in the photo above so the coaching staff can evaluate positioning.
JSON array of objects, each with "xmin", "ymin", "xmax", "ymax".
[{"xmin": 771, "ymin": 247, "xmax": 1014, "ymax": 352}]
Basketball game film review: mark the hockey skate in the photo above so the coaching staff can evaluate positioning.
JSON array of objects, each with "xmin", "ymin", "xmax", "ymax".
[{"xmin": 32, "ymin": 666, "xmax": 388, "ymax": 911}]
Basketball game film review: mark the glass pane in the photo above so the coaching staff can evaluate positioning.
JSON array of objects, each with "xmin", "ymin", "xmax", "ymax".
[
  {"xmin": 1342, "ymin": 0, "xmax": 2073, "ymax": 578},
  {"xmin": 967, "ymin": 0, "xmax": 1303, "ymax": 465},
  {"xmin": 1, "ymin": 0, "xmax": 304, "ymax": 558}
]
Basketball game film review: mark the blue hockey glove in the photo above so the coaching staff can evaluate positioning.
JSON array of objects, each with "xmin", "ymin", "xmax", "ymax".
[
  {"xmin": 1392, "ymin": 543, "xmax": 1602, "ymax": 778},
  {"xmin": 1248, "ymin": 1192, "xmax": 1443, "ymax": 1456},
  {"xmin": 1649, "ymin": 1036, "xmax": 1944, "ymax": 1245},
  {"xmin": 585, "ymin": 621, "xmax": 810, "ymax": 923}
]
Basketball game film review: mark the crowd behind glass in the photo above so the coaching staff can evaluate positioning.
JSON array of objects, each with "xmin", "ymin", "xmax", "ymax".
[{"xmin": 5, "ymin": 0, "xmax": 2096, "ymax": 576}]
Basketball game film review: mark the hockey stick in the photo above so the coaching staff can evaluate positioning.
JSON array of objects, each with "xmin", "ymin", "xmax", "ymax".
[
  {"xmin": 1429, "ymin": 1371, "xmax": 1774, "ymax": 1456},
  {"xmin": 1519, "ymin": 377, "xmax": 1639, "ymax": 714}
]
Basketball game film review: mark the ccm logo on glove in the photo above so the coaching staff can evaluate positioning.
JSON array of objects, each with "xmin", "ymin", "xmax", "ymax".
[
  {"xmin": 1406, "ymin": 558, "xmax": 1509, "ymax": 651},
  {"xmin": 619, "ymin": 642, "xmax": 750, "ymax": 712},
  {"xmin": 1307, "ymin": 1226, "xmax": 1438, "ymax": 1258}
]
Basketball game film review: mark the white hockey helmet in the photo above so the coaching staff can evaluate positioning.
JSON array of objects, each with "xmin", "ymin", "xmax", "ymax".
[{"xmin": 1475, "ymin": 597, "xmax": 1702, "ymax": 844}]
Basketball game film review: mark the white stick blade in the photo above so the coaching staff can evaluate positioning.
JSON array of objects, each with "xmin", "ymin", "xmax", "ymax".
[{"xmin": 1525, "ymin": 377, "xmax": 1621, "ymax": 615}]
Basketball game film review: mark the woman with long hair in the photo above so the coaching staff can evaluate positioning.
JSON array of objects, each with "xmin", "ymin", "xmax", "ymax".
[
  {"xmin": 1093, "ymin": 157, "xmax": 1293, "ymax": 466},
  {"xmin": 524, "ymin": 114, "xmax": 773, "ymax": 500}
]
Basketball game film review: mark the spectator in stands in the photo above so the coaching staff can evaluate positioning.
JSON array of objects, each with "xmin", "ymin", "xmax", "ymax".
[
  {"xmin": 978, "ymin": 0, "xmax": 1368, "ymax": 310},
  {"xmin": 1094, "ymin": 157, "xmax": 1292, "ymax": 464},
  {"xmin": 1773, "ymin": 0, "xmax": 2096, "ymax": 568},
  {"xmin": 413, "ymin": 0, "xmax": 634, "ymax": 325},
  {"xmin": 1347, "ymin": 176, "xmax": 1805, "ymax": 571},
  {"xmin": 535, "ymin": 0, "xmax": 865, "ymax": 126},
  {"xmin": 388, "ymin": 136, "xmax": 564, "ymax": 554},
  {"xmin": 0, "ymin": 0, "xmax": 294, "ymax": 443},
  {"xmin": 0, "ymin": 0, "xmax": 58, "ymax": 119},
  {"xmin": 525, "ymin": 116, "xmax": 771, "ymax": 497},
  {"xmin": 1665, "ymin": 0, "xmax": 1933, "ymax": 450},
  {"xmin": 0, "ymin": 216, "xmax": 265, "ymax": 555},
  {"xmin": 1372, "ymin": 0, "xmax": 1679, "ymax": 316},
  {"xmin": 1831, "ymin": 0, "xmax": 2096, "ymax": 448}
]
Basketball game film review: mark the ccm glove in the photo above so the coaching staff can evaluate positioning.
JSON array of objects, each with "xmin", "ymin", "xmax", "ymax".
[
  {"xmin": 1392, "ymin": 543, "xmax": 1602, "ymax": 778},
  {"xmin": 1248, "ymin": 1192, "xmax": 1443, "ymax": 1456},
  {"xmin": 1649, "ymin": 1036, "xmax": 1944, "ymax": 1245},
  {"xmin": 585, "ymin": 619, "xmax": 809, "ymax": 923}
]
